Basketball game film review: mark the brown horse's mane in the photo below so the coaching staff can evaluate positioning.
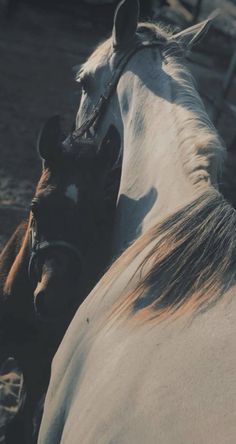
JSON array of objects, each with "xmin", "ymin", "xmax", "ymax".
[
  {"xmin": 0, "ymin": 221, "xmax": 29, "ymax": 290},
  {"xmin": 102, "ymin": 190, "xmax": 236, "ymax": 322}
]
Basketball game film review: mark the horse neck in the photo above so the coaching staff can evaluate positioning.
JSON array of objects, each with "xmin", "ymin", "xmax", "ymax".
[{"xmin": 111, "ymin": 49, "xmax": 225, "ymax": 257}]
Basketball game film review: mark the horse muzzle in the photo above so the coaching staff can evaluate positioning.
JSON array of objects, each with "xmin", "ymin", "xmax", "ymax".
[
  {"xmin": 33, "ymin": 254, "xmax": 82, "ymax": 322},
  {"xmin": 33, "ymin": 280, "xmax": 78, "ymax": 322}
]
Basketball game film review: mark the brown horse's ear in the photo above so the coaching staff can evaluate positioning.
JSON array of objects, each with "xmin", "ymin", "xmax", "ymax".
[
  {"xmin": 37, "ymin": 115, "xmax": 62, "ymax": 162},
  {"xmin": 98, "ymin": 125, "xmax": 121, "ymax": 168},
  {"xmin": 112, "ymin": 0, "xmax": 139, "ymax": 49}
]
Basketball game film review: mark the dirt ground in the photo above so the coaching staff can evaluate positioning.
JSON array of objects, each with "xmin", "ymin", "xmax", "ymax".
[{"xmin": 0, "ymin": 0, "xmax": 236, "ymax": 249}]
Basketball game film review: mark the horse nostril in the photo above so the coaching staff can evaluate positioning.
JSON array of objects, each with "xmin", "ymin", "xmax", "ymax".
[{"xmin": 34, "ymin": 291, "xmax": 47, "ymax": 317}]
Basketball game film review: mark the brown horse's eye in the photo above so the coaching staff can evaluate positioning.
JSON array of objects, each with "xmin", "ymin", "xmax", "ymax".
[{"xmin": 77, "ymin": 75, "xmax": 92, "ymax": 94}]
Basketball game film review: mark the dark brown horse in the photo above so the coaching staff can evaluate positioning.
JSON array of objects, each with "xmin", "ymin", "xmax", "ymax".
[{"xmin": 0, "ymin": 116, "xmax": 120, "ymax": 443}]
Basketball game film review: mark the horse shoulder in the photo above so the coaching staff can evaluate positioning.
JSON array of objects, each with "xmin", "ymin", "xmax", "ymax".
[{"xmin": 46, "ymin": 286, "xmax": 236, "ymax": 444}]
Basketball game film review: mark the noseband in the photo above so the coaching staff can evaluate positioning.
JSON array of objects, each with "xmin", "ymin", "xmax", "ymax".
[
  {"xmin": 28, "ymin": 216, "xmax": 82, "ymax": 283},
  {"xmin": 71, "ymin": 39, "xmax": 164, "ymax": 145}
]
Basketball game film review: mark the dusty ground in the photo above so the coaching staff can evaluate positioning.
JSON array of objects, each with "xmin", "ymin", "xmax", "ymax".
[{"xmin": 0, "ymin": 0, "xmax": 236, "ymax": 249}]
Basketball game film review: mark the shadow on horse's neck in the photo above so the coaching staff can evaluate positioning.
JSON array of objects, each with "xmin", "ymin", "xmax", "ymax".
[{"xmin": 112, "ymin": 188, "xmax": 157, "ymax": 258}]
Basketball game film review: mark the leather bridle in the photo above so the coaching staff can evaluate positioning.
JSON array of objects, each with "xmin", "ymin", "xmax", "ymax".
[
  {"xmin": 28, "ymin": 39, "xmax": 162, "ymax": 283},
  {"xmin": 28, "ymin": 215, "xmax": 82, "ymax": 283},
  {"xmin": 71, "ymin": 39, "xmax": 164, "ymax": 145}
]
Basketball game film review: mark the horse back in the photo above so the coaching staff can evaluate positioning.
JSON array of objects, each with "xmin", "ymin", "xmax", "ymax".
[{"xmin": 39, "ymin": 285, "xmax": 236, "ymax": 444}]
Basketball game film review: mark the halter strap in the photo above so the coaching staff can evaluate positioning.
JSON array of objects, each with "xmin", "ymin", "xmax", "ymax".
[
  {"xmin": 72, "ymin": 41, "xmax": 162, "ymax": 142},
  {"xmin": 28, "ymin": 219, "xmax": 82, "ymax": 281},
  {"xmin": 30, "ymin": 240, "xmax": 82, "ymax": 261}
]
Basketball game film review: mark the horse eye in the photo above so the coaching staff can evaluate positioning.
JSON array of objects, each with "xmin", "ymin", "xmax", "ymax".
[{"xmin": 77, "ymin": 75, "xmax": 91, "ymax": 93}]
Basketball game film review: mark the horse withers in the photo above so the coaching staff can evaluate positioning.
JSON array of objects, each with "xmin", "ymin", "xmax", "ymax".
[{"xmin": 0, "ymin": 116, "xmax": 120, "ymax": 442}]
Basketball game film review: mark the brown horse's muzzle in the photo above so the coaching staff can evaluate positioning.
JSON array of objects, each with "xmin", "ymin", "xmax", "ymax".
[{"xmin": 33, "ymin": 253, "xmax": 81, "ymax": 321}]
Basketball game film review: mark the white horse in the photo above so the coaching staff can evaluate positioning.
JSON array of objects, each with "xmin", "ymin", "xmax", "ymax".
[{"xmin": 38, "ymin": 1, "xmax": 236, "ymax": 443}]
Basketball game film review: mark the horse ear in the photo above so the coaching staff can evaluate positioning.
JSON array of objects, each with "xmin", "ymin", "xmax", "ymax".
[
  {"xmin": 172, "ymin": 18, "xmax": 213, "ymax": 50},
  {"xmin": 37, "ymin": 115, "xmax": 62, "ymax": 162},
  {"xmin": 112, "ymin": 0, "xmax": 140, "ymax": 49},
  {"xmin": 98, "ymin": 125, "xmax": 121, "ymax": 168}
]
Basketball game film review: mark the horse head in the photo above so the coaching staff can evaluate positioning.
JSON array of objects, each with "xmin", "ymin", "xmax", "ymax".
[
  {"xmin": 74, "ymin": 0, "xmax": 216, "ymax": 255},
  {"xmin": 29, "ymin": 116, "xmax": 120, "ymax": 321},
  {"xmin": 75, "ymin": 0, "xmax": 212, "ymax": 149}
]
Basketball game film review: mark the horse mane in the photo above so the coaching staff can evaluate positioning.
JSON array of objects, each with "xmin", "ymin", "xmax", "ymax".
[
  {"xmin": 0, "ymin": 221, "xmax": 28, "ymax": 281},
  {"xmin": 103, "ymin": 190, "xmax": 236, "ymax": 322}
]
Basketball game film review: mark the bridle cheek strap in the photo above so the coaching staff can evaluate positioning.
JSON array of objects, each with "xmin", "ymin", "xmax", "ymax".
[
  {"xmin": 72, "ymin": 41, "xmax": 164, "ymax": 143},
  {"xmin": 28, "ymin": 238, "xmax": 82, "ymax": 282}
]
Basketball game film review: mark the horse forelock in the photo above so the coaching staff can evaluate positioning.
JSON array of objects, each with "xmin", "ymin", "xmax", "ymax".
[
  {"xmin": 78, "ymin": 22, "xmax": 170, "ymax": 77},
  {"xmin": 35, "ymin": 168, "xmax": 57, "ymax": 198},
  {"xmin": 78, "ymin": 39, "xmax": 113, "ymax": 79}
]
